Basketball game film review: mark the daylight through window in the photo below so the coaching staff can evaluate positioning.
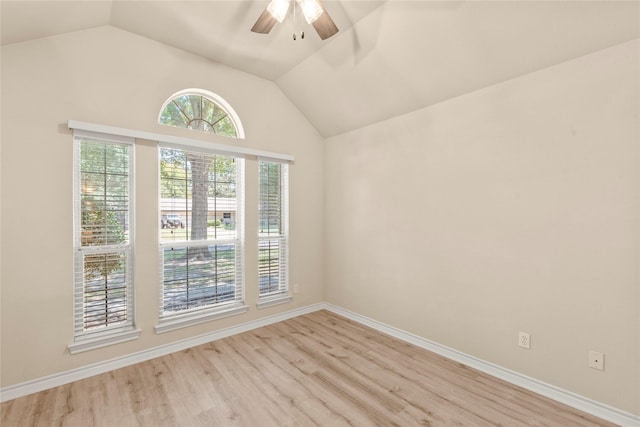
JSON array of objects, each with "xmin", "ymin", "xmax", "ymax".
[
  {"xmin": 71, "ymin": 132, "xmax": 138, "ymax": 352},
  {"xmin": 159, "ymin": 91, "xmax": 239, "ymax": 137},
  {"xmin": 157, "ymin": 90, "xmax": 247, "ymax": 331},
  {"xmin": 159, "ymin": 147, "xmax": 244, "ymax": 323},
  {"xmin": 258, "ymin": 160, "xmax": 289, "ymax": 304}
]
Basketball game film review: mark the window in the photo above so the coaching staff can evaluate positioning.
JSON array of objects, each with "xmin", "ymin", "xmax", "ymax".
[
  {"xmin": 67, "ymin": 117, "xmax": 294, "ymax": 337},
  {"xmin": 156, "ymin": 90, "xmax": 247, "ymax": 333},
  {"xmin": 70, "ymin": 131, "xmax": 140, "ymax": 354},
  {"xmin": 158, "ymin": 89, "xmax": 242, "ymax": 138},
  {"xmin": 156, "ymin": 147, "xmax": 246, "ymax": 332},
  {"xmin": 257, "ymin": 160, "xmax": 290, "ymax": 308},
  {"xmin": 158, "ymin": 147, "xmax": 245, "ymax": 331}
]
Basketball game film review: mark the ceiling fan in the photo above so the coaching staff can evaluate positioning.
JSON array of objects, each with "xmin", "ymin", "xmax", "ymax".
[{"xmin": 251, "ymin": 0, "xmax": 339, "ymax": 40}]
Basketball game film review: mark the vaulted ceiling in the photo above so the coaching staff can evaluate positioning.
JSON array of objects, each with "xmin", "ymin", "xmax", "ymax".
[{"xmin": 2, "ymin": 1, "xmax": 638, "ymax": 137}]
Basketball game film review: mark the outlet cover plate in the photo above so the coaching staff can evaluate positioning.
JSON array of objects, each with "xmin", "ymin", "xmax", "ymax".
[
  {"xmin": 589, "ymin": 350, "xmax": 604, "ymax": 371},
  {"xmin": 519, "ymin": 332, "xmax": 530, "ymax": 349}
]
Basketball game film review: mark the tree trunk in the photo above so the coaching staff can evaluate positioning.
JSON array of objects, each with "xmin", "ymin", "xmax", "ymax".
[{"xmin": 187, "ymin": 153, "xmax": 212, "ymax": 260}]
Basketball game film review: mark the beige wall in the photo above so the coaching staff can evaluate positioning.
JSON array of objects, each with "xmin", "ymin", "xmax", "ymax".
[
  {"xmin": 324, "ymin": 39, "xmax": 639, "ymax": 414},
  {"xmin": 1, "ymin": 23, "xmax": 639, "ymax": 418},
  {"xmin": 0, "ymin": 26, "xmax": 324, "ymax": 386}
]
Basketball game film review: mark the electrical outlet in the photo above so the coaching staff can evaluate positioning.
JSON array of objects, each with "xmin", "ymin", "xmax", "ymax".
[
  {"xmin": 589, "ymin": 350, "xmax": 604, "ymax": 371},
  {"xmin": 293, "ymin": 283, "xmax": 300, "ymax": 293},
  {"xmin": 519, "ymin": 332, "xmax": 530, "ymax": 349}
]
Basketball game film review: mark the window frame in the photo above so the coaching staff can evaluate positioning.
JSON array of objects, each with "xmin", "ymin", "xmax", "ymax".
[
  {"xmin": 67, "ymin": 119, "xmax": 295, "ymax": 335},
  {"xmin": 155, "ymin": 145, "xmax": 248, "ymax": 334},
  {"xmin": 257, "ymin": 158, "xmax": 291, "ymax": 309},
  {"xmin": 69, "ymin": 130, "xmax": 141, "ymax": 354},
  {"xmin": 157, "ymin": 88, "xmax": 245, "ymax": 139}
]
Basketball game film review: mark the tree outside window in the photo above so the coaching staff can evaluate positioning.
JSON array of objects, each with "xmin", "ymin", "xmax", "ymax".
[{"xmin": 158, "ymin": 91, "xmax": 244, "ymax": 318}]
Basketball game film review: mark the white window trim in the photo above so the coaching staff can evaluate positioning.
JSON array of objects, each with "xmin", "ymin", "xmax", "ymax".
[
  {"xmin": 256, "ymin": 294, "xmax": 292, "ymax": 310},
  {"xmin": 156, "ymin": 149, "xmax": 247, "ymax": 332},
  {"xmin": 257, "ymin": 160, "xmax": 290, "ymax": 307},
  {"xmin": 67, "ymin": 120, "xmax": 295, "ymax": 335},
  {"xmin": 70, "ymin": 130, "xmax": 139, "ymax": 354},
  {"xmin": 68, "ymin": 328, "xmax": 142, "ymax": 355},
  {"xmin": 154, "ymin": 303, "xmax": 249, "ymax": 334},
  {"xmin": 158, "ymin": 88, "xmax": 246, "ymax": 139},
  {"xmin": 68, "ymin": 120, "xmax": 294, "ymax": 162}
]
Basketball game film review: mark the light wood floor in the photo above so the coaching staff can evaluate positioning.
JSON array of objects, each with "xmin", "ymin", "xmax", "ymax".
[{"xmin": 2, "ymin": 310, "xmax": 614, "ymax": 426}]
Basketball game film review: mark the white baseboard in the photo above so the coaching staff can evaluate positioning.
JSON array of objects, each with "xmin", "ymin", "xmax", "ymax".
[
  {"xmin": 323, "ymin": 303, "xmax": 640, "ymax": 427},
  {"xmin": 2, "ymin": 302, "xmax": 638, "ymax": 426},
  {"xmin": 0, "ymin": 303, "xmax": 324, "ymax": 403}
]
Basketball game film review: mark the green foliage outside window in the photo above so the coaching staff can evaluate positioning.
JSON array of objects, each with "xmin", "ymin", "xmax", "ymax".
[
  {"xmin": 159, "ymin": 93, "xmax": 237, "ymax": 137},
  {"xmin": 80, "ymin": 141, "xmax": 129, "ymax": 280}
]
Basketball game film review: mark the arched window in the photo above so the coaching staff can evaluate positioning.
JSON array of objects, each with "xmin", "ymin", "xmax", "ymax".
[{"xmin": 158, "ymin": 89, "xmax": 244, "ymax": 138}]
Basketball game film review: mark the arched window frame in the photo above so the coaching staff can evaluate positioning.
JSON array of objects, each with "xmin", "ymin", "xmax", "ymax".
[{"xmin": 158, "ymin": 88, "xmax": 245, "ymax": 139}]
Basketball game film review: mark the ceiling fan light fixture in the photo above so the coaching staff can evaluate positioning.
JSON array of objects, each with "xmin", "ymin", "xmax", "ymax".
[
  {"xmin": 251, "ymin": 0, "xmax": 337, "ymax": 39},
  {"xmin": 296, "ymin": 0, "xmax": 323, "ymax": 24},
  {"xmin": 267, "ymin": 0, "xmax": 290, "ymax": 23}
]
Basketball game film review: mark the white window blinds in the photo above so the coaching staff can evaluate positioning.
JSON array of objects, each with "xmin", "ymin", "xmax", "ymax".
[
  {"xmin": 70, "ymin": 131, "xmax": 139, "ymax": 352},
  {"xmin": 157, "ymin": 146, "xmax": 246, "ymax": 331},
  {"xmin": 258, "ymin": 160, "xmax": 289, "ymax": 304}
]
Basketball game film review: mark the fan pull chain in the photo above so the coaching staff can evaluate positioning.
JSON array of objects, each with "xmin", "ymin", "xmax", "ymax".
[{"xmin": 292, "ymin": 0, "xmax": 304, "ymax": 41}]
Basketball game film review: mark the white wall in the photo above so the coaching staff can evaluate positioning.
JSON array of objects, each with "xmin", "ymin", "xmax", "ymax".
[
  {"xmin": 324, "ymin": 40, "xmax": 639, "ymax": 414},
  {"xmin": 0, "ymin": 26, "xmax": 324, "ymax": 386}
]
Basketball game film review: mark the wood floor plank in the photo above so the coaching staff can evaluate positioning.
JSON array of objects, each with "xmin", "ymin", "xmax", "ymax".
[
  {"xmin": 287, "ymin": 314, "xmax": 515, "ymax": 425},
  {"xmin": 1, "ymin": 310, "xmax": 615, "ymax": 426}
]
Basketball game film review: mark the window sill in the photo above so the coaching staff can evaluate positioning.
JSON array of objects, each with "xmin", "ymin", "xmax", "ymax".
[
  {"xmin": 155, "ymin": 303, "xmax": 249, "ymax": 334},
  {"xmin": 68, "ymin": 328, "xmax": 142, "ymax": 355},
  {"xmin": 256, "ymin": 293, "xmax": 292, "ymax": 310}
]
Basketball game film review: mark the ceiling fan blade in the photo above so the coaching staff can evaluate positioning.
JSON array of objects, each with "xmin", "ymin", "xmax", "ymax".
[
  {"xmin": 251, "ymin": 8, "xmax": 278, "ymax": 34},
  {"xmin": 311, "ymin": 6, "xmax": 339, "ymax": 40}
]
